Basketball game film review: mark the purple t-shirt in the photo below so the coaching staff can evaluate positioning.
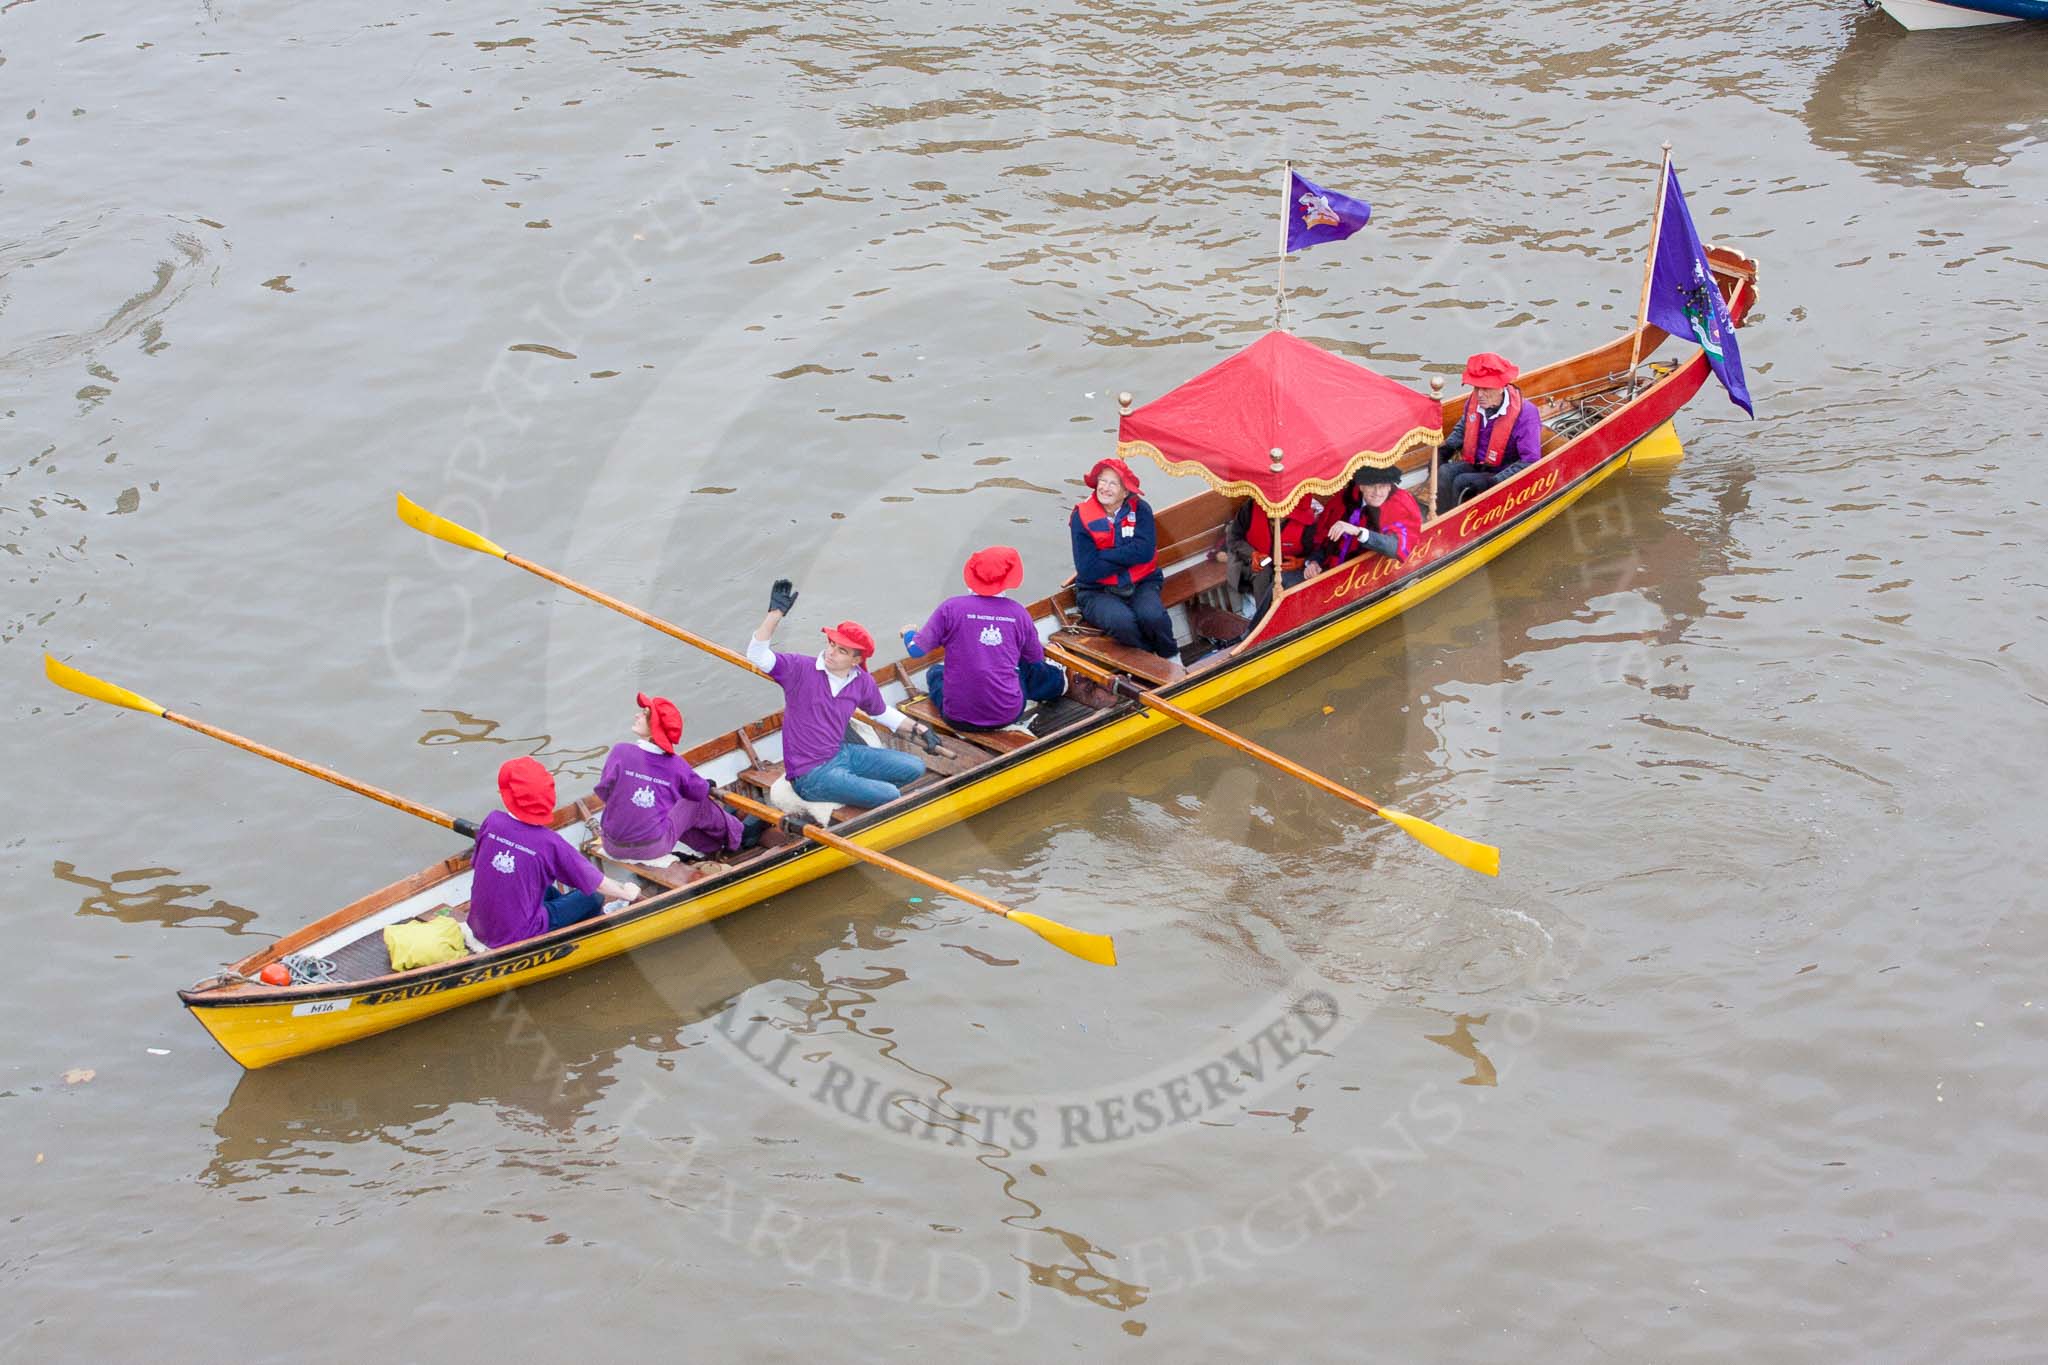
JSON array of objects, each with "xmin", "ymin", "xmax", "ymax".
[
  {"xmin": 769, "ymin": 650, "xmax": 887, "ymax": 779},
  {"xmin": 593, "ymin": 741, "xmax": 738, "ymax": 860},
  {"xmin": 467, "ymin": 809, "xmax": 604, "ymax": 950},
  {"xmin": 914, "ymin": 594, "xmax": 1043, "ymax": 727}
]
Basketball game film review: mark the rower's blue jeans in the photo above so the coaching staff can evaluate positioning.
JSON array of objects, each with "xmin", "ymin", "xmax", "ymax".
[
  {"xmin": 545, "ymin": 885, "xmax": 605, "ymax": 930},
  {"xmin": 926, "ymin": 660, "xmax": 1067, "ymax": 729},
  {"xmin": 790, "ymin": 742, "xmax": 925, "ymax": 809}
]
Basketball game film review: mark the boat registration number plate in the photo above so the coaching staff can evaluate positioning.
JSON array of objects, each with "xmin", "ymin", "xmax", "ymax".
[{"xmin": 291, "ymin": 997, "xmax": 354, "ymax": 1017}]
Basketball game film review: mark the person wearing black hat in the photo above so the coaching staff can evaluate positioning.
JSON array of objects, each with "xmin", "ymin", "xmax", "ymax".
[{"xmin": 1314, "ymin": 461, "xmax": 1425, "ymax": 569}]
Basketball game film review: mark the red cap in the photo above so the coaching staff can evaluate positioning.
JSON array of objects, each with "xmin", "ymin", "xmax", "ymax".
[
  {"xmin": 962, "ymin": 545, "xmax": 1024, "ymax": 596},
  {"xmin": 821, "ymin": 620, "xmax": 876, "ymax": 660},
  {"xmin": 1085, "ymin": 456, "xmax": 1142, "ymax": 496},
  {"xmin": 635, "ymin": 691, "xmax": 683, "ymax": 754},
  {"xmin": 1461, "ymin": 352, "xmax": 1518, "ymax": 387},
  {"xmin": 497, "ymin": 756, "xmax": 556, "ymax": 826}
]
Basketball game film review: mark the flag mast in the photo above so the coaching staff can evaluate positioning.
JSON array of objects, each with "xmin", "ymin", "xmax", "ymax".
[
  {"xmin": 1276, "ymin": 159, "xmax": 1291, "ymax": 331},
  {"xmin": 1626, "ymin": 141, "xmax": 1674, "ymax": 394}
]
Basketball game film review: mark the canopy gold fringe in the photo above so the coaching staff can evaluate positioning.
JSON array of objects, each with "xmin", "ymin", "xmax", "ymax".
[{"xmin": 1115, "ymin": 425, "xmax": 1441, "ymax": 517}]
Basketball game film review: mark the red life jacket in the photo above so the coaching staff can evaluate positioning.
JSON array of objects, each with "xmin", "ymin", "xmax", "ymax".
[
  {"xmin": 1076, "ymin": 496, "xmax": 1159, "ymax": 586},
  {"xmin": 1245, "ymin": 498, "xmax": 1322, "ymax": 572},
  {"xmin": 1462, "ymin": 385, "xmax": 1527, "ymax": 470}
]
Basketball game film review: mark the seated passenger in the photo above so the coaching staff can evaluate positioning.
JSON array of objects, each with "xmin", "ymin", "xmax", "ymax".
[
  {"xmin": 594, "ymin": 692, "xmax": 766, "ymax": 862},
  {"xmin": 1433, "ymin": 352, "xmax": 1544, "ymax": 514},
  {"xmin": 468, "ymin": 756, "xmax": 640, "ymax": 951},
  {"xmin": 1068, "ymin": 458, "xmax": 1178, "ymax": 661},
  {"xmin": 900, "ymin": 546, "xmax": 1066, "ymax": 733},
  {"xmin": 1314, "ymin": 463, "xmax": 1424, "ymax": 568},
  {"xmin": 747, "ymin": 580, "xmax": 933, "ymax": 809},
  {"xmin": 1215, "ymin": 492, "xmax": 1327, "ymax": 619}
]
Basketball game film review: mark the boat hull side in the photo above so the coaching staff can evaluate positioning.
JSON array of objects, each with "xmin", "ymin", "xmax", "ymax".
[
  {"xmin": 1880, "ymin": 0, "xmax": 2043, "ymax": 28},
  {"xmin": 184, "ymin": 320, "xmax": 1739, "ymax": 1069}
]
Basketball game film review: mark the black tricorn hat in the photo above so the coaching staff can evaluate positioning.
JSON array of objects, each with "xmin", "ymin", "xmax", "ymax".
[{"xmin": 1351, "ymin": 462, "xmax": 1403, "ymax": 487}]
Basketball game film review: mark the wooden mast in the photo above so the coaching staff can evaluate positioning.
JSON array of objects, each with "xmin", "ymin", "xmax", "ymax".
[{"xmin": 1626, "ymin": 141, "xmax": 1674, "ymax": 394}]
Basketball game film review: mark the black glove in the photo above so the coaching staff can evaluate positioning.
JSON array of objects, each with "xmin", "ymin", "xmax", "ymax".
[
  {"xmin": 914, "ymin": 723, "xmax": 940, "ymax": 754},
  {"xmin": 768, "ymin": 578, "xmax": 799, "ymax": 614}
]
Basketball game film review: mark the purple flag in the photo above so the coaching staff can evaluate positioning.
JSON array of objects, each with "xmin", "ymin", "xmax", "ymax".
[
  {"xmin": 1284, "ymin": 171, "xmax": 1371, "ymax": 253},
  {"xmin": 1644, "ymin": 165, "xmax": 1753, "ymax": 417}
]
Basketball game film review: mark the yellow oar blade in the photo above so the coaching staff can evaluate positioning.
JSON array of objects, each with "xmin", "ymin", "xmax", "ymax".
[
  {"xmin": 1006, "ymin": 910, "xmax": 1118, "ymax": 967},
  {"xmin": 396, "ymin": 492, "xmax": 508, "ymax": 559},
  {"xmin": 45, "ymin": 654, "xmax": 166, "ymax": 718},
  {"xmin": 1379, "ymin": 807, "xmax": 1500, "ymax": 878}
]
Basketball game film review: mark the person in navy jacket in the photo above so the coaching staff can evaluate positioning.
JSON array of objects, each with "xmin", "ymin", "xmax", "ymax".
[{"xmin": 1067, "ymin": 457, "xmax": 1177, "ymax": 661}]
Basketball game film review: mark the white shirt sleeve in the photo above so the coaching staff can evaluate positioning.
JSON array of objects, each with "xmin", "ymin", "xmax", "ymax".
[
  {"xmin": 745, "ymin": 637, "xmax": 777, "ymax": 671},
  {"xmin": 874, "ymin": 704, "xmax": 910, "ymax": 732}
]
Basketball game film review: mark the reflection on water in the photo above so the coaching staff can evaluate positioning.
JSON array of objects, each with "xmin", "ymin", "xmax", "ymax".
[
  {"xmin": 1017, "ymin": 1223, "xmax": 1148, "ymax": 1312},
  {"xmin": 1804, "ymin": 14, "xmax": 2048, "ymax": 187},
  {"xmin": 200, "ymin": 869, "xmax": 960, "ymax": 1189},
  {"xmin": 202, "ymin": 959, "xmax": 733, "ymax": 1191},
  {"xmin": 52, "ymin": 860, "xmax": 259, "ymax": 936},
  {"xmin": 1422, "ymin": 1012, "xmax": 1498, "ymax": 1087}
]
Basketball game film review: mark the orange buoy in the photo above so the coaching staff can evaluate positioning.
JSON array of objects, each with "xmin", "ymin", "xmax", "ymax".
[{"xmin": 258, "ymin": 962, "xmax": 291, "ymax": 987}]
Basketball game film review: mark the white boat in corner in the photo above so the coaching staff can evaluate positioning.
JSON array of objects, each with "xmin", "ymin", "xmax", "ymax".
[{"xmin": 1876, "ymin": 0, "xmax": 2048, "ymax": 29}]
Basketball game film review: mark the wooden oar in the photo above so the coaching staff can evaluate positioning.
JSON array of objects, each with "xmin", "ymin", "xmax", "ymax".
[
  {"xmin": 713, "ymin": 787, "xmax": 1117, "ymax": 968},
  {"xmin": 1049, "ymin": 646, "xmax": 1500, "ymax": 877},
  {"xmin": 397, "ymin": 493, "xmax": 764, "ymax": 676},
  {"xmin": 44, "ymin": 655, "xmax": 478, "ymax": 838},
  {"xmin": 396, "ymin": 493, "xmax": 948, "ymax": 755}
]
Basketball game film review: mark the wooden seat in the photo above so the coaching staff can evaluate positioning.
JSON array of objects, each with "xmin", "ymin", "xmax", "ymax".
[
  {"xmin": 1159, "ymin": 556, "xmax": 1227, "ymax": 609},
  {"xmin": 597, "ymin": 851, "xmax": 706, "ymax": 893},
  {"xmin": 1050, "ymin": 628, "xmax": 1183, "ymax": 687},
  {"xmin": 898, "ymin": 697, "xmax": 1035, "ymax": 755}
]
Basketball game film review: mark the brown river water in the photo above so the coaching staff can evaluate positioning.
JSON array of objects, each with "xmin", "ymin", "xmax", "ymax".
[{"xmin": 5, "ymin": 1, "xmax": 2046, "ymax": 1359}]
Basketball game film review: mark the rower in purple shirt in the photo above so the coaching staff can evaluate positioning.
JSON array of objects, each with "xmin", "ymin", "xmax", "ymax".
[
  {"xmin": 467, "ymin": 756, "xmax": 640, "ymax": 951},
  {"xmin": 1433, "ymin": 351, "xmax": 1547, "ymax": 514},
  {"xmin": 899, "ymin": 545, "xmax": 1067, "ymax": 733},
  {"xmin": 746, "ymin": 579, "xmax": 935, "ymax": 810},
  {"xmin": 593, "ymin": 692, "xmax": 766, "ymax": 861}
]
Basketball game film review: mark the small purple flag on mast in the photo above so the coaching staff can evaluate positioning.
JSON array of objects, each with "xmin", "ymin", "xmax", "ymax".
[
  {"xmin": 1643, "ymin": 164, "xmax": 1753, "ymax": 416},
  {"xmin": 1284, "ymin": 171, "xmax": 1372, "ymax": 253}
]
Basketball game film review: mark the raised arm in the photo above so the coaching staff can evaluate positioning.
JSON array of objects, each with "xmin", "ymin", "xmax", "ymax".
[{"xmin": 748, "ymin": 578, "xmax": 799, "ymax": 669}]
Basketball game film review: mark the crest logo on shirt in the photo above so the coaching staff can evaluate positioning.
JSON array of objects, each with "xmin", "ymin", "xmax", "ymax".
[
  {"xmin": 490, "ymin": 850, "xmax": 517, "ymax": 874},
  {"xmin": 1298, "ymin": 191, "xmax": 1340, "ymax": 230},
  {"xmin": 978, "ymin": 623, "xmax": 1004, "ymax": 646},
  {"xmin": 631, "ymin": 784, "xmax": 657, "ymax": 809}
]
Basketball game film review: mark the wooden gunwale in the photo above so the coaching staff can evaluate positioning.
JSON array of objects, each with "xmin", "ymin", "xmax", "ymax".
[{"xmin": 180, "ymin": 248, "xmax": 1755, "ymax": 1065}]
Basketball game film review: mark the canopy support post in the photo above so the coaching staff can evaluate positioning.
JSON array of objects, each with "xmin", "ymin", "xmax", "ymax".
[{"xmin": 1428, "ymin": 376, "xmax": 1446, "ymax": 516}]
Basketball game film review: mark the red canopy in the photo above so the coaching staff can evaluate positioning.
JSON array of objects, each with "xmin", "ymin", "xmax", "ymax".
[{"xmin": 1115, "ymin": 331, "xmax": 1441, "ymax": 515}]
